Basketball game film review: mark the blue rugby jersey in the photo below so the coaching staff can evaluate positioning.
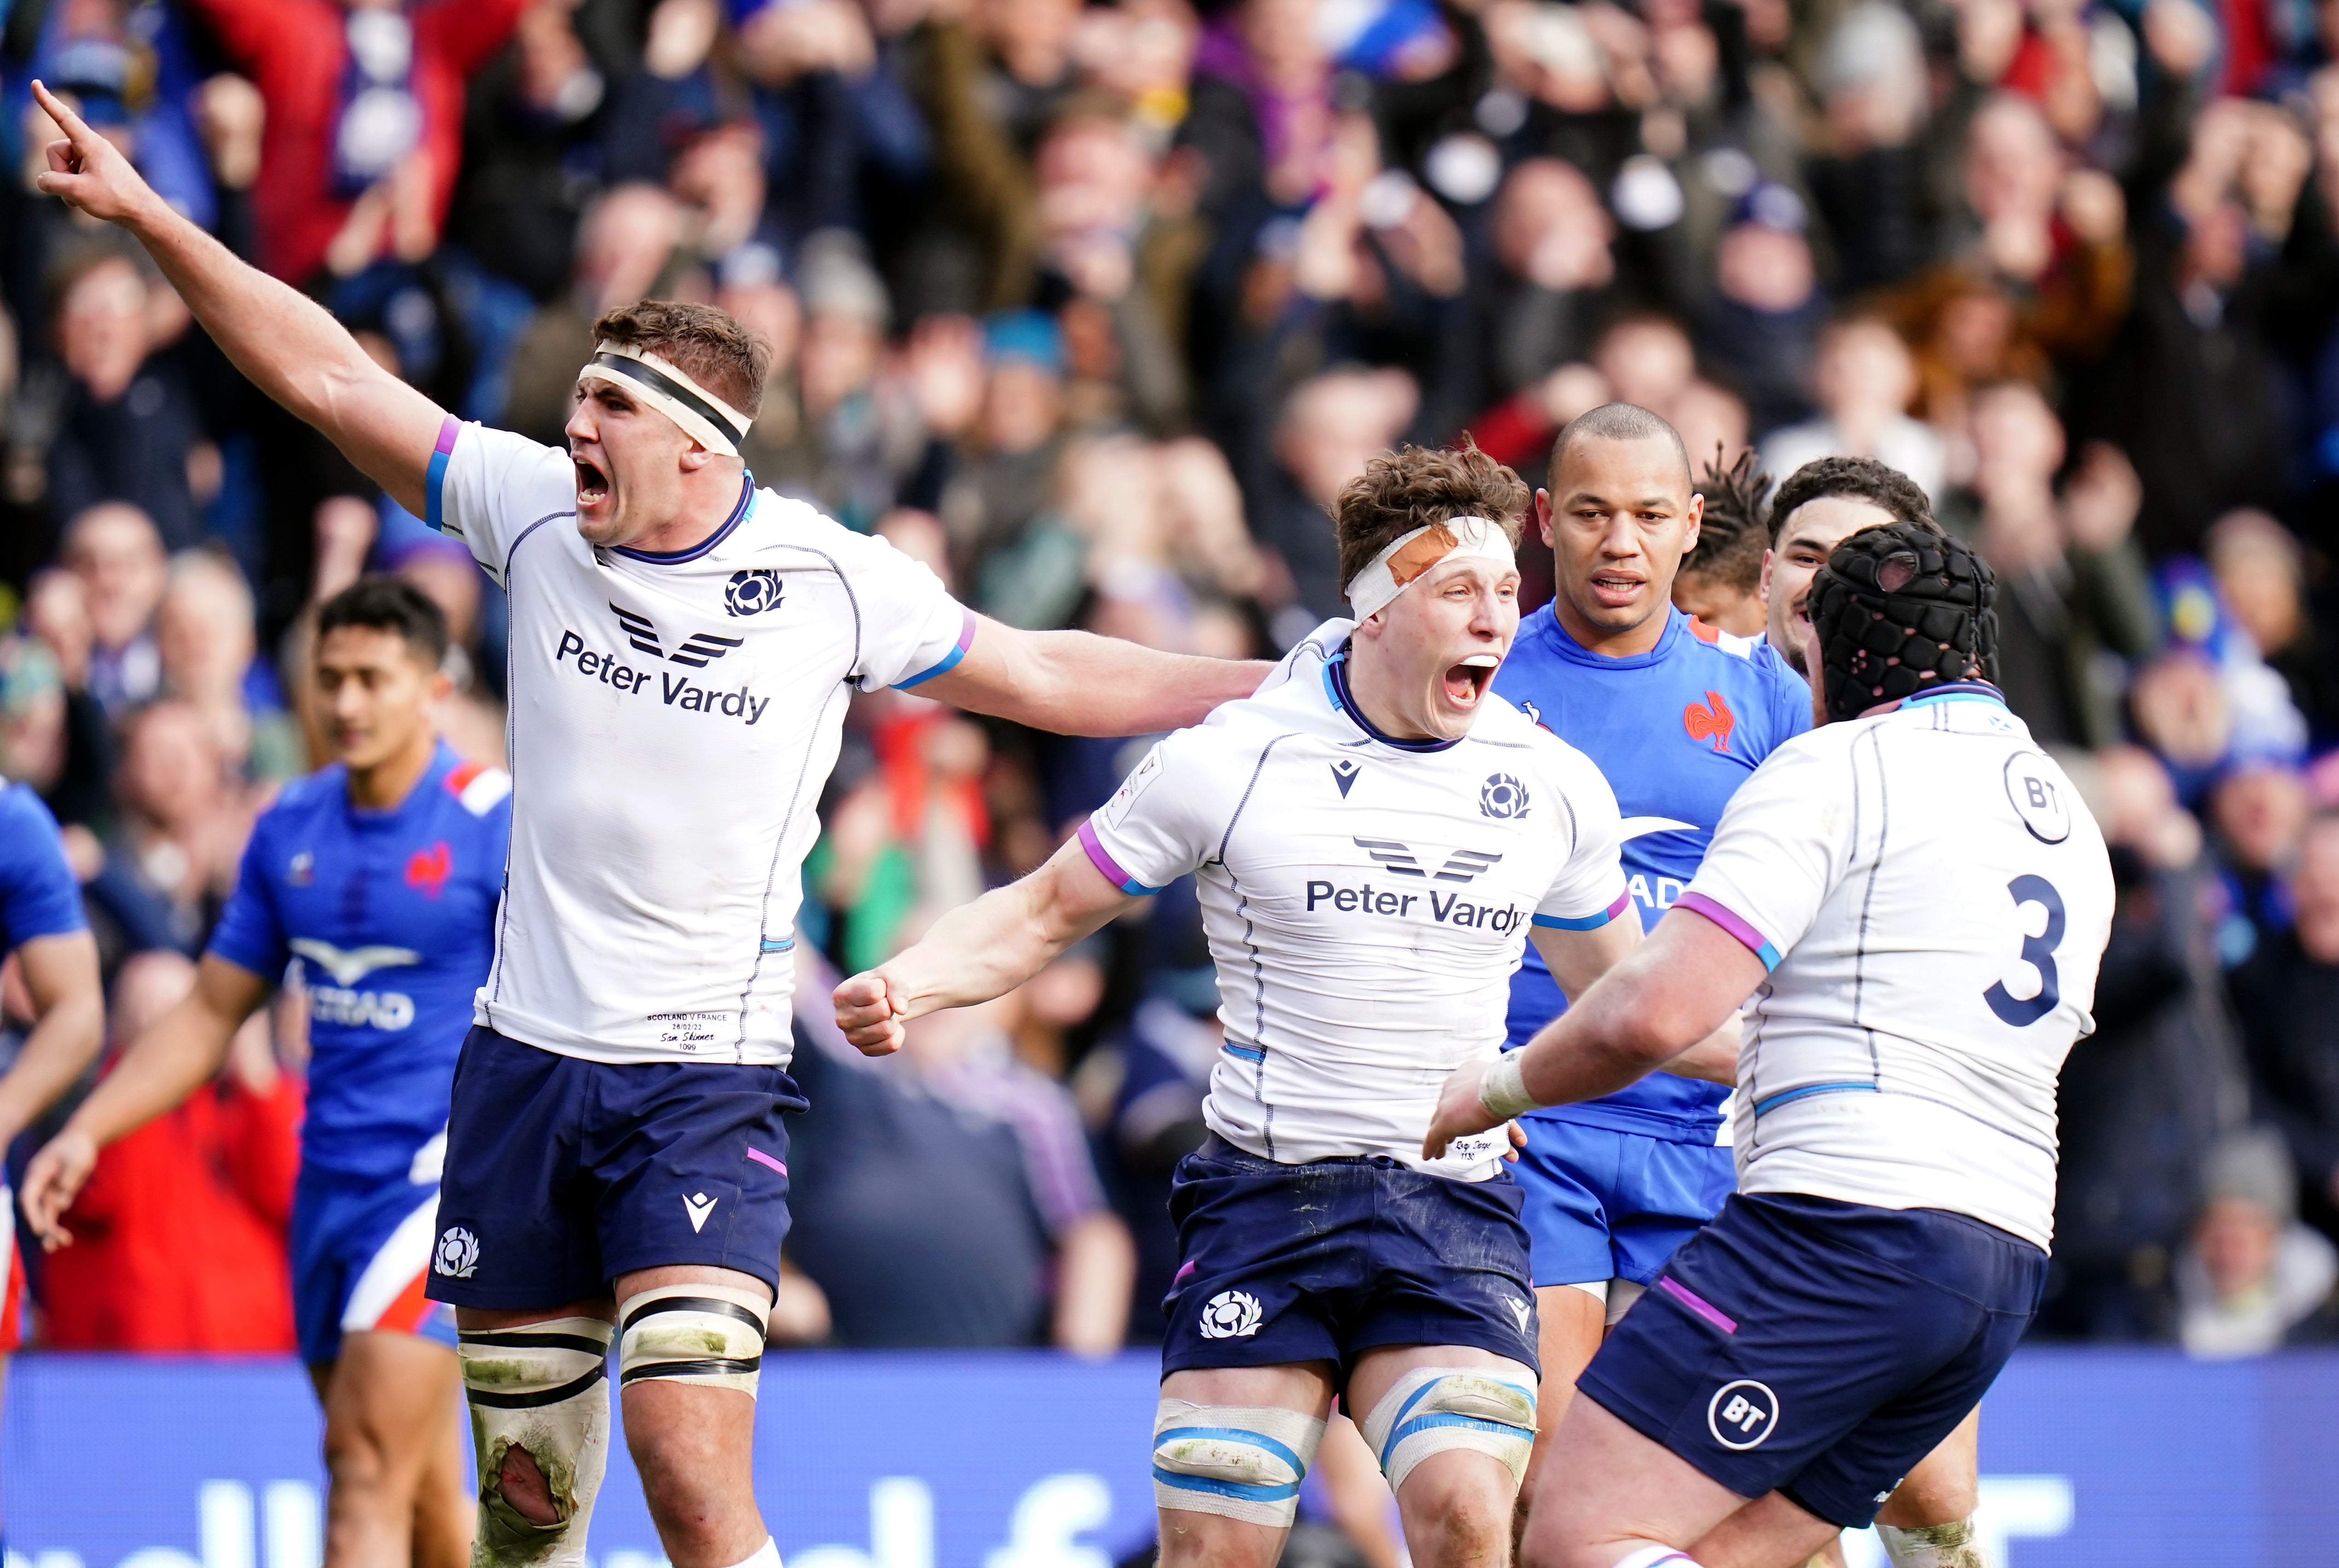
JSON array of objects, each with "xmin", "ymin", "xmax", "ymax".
[
  {"xmin": 208, "ymin": 742, "xmax": 510, "ymax": 1178},
  {"xmin": 1494, "ymin": 605, "xmax": 1811, "ymax": 1142},
  {"xmin": 0, "ymin": 784, "xmax": 88, "ymax": 954}
]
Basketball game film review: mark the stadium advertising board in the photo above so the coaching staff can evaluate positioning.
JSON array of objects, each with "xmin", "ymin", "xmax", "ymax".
[{"xmin": 6, "ymin": 1350, "xmax": 2336, "ymax": 1568}]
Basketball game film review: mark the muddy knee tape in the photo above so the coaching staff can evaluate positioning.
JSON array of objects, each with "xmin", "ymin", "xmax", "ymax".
[
  {"xmin": 457, "ymin": 1316, "xmax": 615, "ymax": 1568},
  {"xmin": 1151, "ymin": 1400, "xmax": 1327, "ymax": 1526},
  {"xmin": 1357, "ymin": 1362, "xmax": 1538, "ymax": 1493},
  {"xmin": 1878, "ymin": 1519, "xmax": 1987, "ymax": 1568},
  {"xmin": 617, "ymin": 1283, "xmax": 768, "ymax": 1397}
]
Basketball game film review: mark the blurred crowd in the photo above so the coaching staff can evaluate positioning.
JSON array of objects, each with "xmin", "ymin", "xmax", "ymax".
[{"xmin": 7, "ymin": 0, "xmax": 2339, "ymax": 1359}]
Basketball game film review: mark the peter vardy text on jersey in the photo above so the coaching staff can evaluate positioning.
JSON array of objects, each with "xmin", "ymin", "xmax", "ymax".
[
  {"xmin": 554, "ymin": 629, "xmax": 772, "ymax": 725},
  {"xmin": 1303, "ymin": 880, "xmax": 1526, "ymax": 935}
]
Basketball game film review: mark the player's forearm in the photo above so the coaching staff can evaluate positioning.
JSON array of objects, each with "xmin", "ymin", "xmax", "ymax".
[
  {"xmin": 117, "ymin": 195, "xmax": 435, "ymax": 512},
  {"xmin": 0, "ymin": 986, "xmax": 103, "ymax": 1143},
  {"xmin": 890, "ymin": 869, "xmax": 1104, "ymax": 1017},
  {"xmin": 1517, "ymin": 941, "xmax": 1719, "ymax": 1108},
  {"xmin": 975, "ymin": 628, "xmax": 1270, "ymax": 737},
  {"xmin": 61, "ymin": 993, "xmax": 248, "ymax": 1148},
  {"xmin": 1657, "ymin": 1016, "xmax": 1740, "ymax": 1087}
]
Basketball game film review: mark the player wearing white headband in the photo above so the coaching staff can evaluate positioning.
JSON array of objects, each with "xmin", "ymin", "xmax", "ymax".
[
  {"xmin": 836, "ymin": 446, "xmax": 1725, "ymax": 1568},
  {"xmin": 22, "ymin": 83, "xmax": 1274, "ymax": 1568}
]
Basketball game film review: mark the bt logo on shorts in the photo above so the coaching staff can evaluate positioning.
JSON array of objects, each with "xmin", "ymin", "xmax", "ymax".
[
  {"xmin": 434, "ymin": 1226, "xmax": 481, "ymax": 1278},
  {"xmin": 1199, "ymin": 1289, "xmax": 1264, "ymax": 1339},
  {"xmin": 1706, "ymin": 1380, "xmax": 1779, "ymax": 1451}
]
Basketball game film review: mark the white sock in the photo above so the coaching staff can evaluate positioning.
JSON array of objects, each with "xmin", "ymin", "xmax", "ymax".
[
  {"xmin": 720, "ymin": 1537, "xmax": 783, "ymax": 1568},
  {"xmin": 1877, "ymin": 1518, "xmax": 1985, "ymax": 1568}
]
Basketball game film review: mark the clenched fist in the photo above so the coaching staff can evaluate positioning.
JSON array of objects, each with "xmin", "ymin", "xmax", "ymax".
[{"xmin": 832, "ymin": 968, "xmax": 912, "ymax": 1056}]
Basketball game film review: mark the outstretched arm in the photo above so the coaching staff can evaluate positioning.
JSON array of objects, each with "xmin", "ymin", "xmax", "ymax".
[
  {"xmin": 1425, "ymin": 906, "xmax": 1764, "ymax": 1158},
  {"xmin": 1529, "ymin": 910, "xmax": 1737, "ymax": 1088},
  {"xmin": 833, "ymin": 833, "xmax": 1144, "ymax": 1054},
  {"xmin": 0, "ymin": 930, "xmax": 104, "ymax": 1149},
  {"xmin": 29, "ymin": 81, "xmax": 447, "ymax": 515},
  {"xmin": 919, "ymin": 618, "xmax": 1271, "ymax": 737},
  {"xmin": 20, "ymin": 953, "xmax": 270, "ymax": 1248}
]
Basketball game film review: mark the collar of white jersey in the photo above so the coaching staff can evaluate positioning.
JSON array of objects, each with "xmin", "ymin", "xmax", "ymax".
[
  {"xmin": 1346, "ymin": 515, "xmax": 1515, "ymax": 621},
  {"xmin": 581, "ymin": 343, "xmax": 754, "ymax": 457}
]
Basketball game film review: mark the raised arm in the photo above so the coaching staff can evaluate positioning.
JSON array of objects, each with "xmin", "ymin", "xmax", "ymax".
[
  {"xmin": 29, "ymin": 81, "xmax": 447, "ymax": 515},
  {"xmin": 919, "ymin": 617, "xmax": 1271, "ymax": 737},
  {"xmin": 20, "ymin": 952, "xmax": 271, "ymax": 1248},
  {"xmin": 1425, "ymin": 906, "xmax": 1764, "ymax": 1158},
  {"xmin": 832, "ymin": 833, "xmax": 1144, "ymax": 1055}
]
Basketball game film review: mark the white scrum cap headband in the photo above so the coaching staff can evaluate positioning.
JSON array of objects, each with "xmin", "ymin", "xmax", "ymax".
[
  {"xmin": 1346, "ymin": 515, "xmax": 1516, "ymax": 621},
  {"xmin": 580, "ymin": 343, "xmax": 754, "ymax": 457}
]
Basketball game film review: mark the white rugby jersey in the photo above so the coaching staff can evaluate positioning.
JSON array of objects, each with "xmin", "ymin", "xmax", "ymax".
[
  {"xmin": 1677, "ymin": 684, "xmax": 2113, "ymax": 1250},
  {"xmin": 429, "ymin": 420, "xmax": 971, "ymax": 1064},
  {"xmin": 1080, "ymin": 621, "xmax": 1631, "ymax": 1180}
]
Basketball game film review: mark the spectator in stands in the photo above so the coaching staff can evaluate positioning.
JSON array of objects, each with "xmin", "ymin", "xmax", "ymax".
[
  {"xmin": 2174, "ymin": 1130, "xmax": 2339, "ymax": 1356},
  {"xmin": 1472, "ymin": 158, "xmax": 1618, "ymax": 409},
  {"xmin": 2208, "ymin": 759, "xmax": 2312, "ymax": 966},
  {"xmin": 44, "ymin": 247, "xmax": 207, "ymax": 548},
  {"xmin": 62, "ymin": 502, "xmax": 168, "ymax": 718},
  {"xmin": 1761, "ymin": 315, "xmax": 1945, "ymax": 500},
  {"xmin": 2232, "ymin": 813, "xmax": 2339, "ymax": 1245},
  {"xmin": 157, "ymin": 549, "xmax": 301, "ymax": 785},
  {"xmin": 501, "ymin": 181, "xmax": 687, "ymax": 445},
  {"xmin": 785, "ymin": 977, "xmax": 1134, "ymax": 1351},
  {"xmin": 1246, "ymin": 366, "xmax": 1415, "ymax": 643},
  {"xmin": 35, "ymin": 948, "xmax": 301, "ymax": 1352},
  {"xmin": 1696, "ymin": 184, "xmax": 1823, "ymax": 436},
  {"xmin": 101, "ymin": 700, "xmax": 247, "ymax": 952},
  {"xmin": 2208, "ymin": 511, "xmax": 2339, "ymax": 746}
]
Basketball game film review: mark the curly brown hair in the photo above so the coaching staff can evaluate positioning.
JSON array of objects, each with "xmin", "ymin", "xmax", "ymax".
[
  {"xmin": 591, "ymin": 299, "xmax": 771, "ymax": 423},
  {"xmin": 1334, "ymin": 444, "xmax": 1531, "ymax": 599}
]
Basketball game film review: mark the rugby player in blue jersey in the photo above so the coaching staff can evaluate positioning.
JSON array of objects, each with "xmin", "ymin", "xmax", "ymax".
[
  {"xmin": 0, "ymin": 772, "xmax": 104, "ymax": 1540},
  {"xmin": 26, "ymin": 579, "xmax": 509, "ymax": 1568},
  {"xmin": 1490, "ymin": 404, "xmax": 1807, "ymax": 1518}
]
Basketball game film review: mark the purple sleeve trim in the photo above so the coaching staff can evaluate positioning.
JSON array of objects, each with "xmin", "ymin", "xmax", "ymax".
[
  {"xmin": 1077, "ymin": 819, "xmax": 1161, "ymax": 896},
  {"xmin": 893, "ymin": 606, "xmax": 979, "ymax": 690},
  {"xmin": 424, "ymin": 415, "xmax": 461, "ymax": 534},
  {"xmin": 1674, "ymin": 891, "xmax": 1782, "ymax": 970},
  {"xmin": 1532, "ymin": 887, "xmax": 1633, "ymax": 931}
]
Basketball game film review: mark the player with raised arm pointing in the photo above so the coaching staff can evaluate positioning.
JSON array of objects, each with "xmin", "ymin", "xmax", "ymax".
[
  {"xmin": 1422, "ymin": 523, "xmax": 2112, "ymax": 1568},
  {"xmin": 836, "ymin": 445, "xmax": 1730, "ymax": 1568},
  {"xmin": 23, "ymin": 79, "xmax": 1268, "ymax": 1568}
]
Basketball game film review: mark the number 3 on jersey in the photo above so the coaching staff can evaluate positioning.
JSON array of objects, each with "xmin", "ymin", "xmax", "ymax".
[{"xmin": 1985, "ymin": 874, "xmax": 2065, "ymax": 1027}]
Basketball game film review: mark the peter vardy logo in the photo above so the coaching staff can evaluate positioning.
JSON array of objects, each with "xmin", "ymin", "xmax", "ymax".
[
  {"xmin": 434, "ymin": 1226, "xmax": 480, "ymax": 1278},
  {"xmin": 725, "ymin": 568, "xmax": 784, "ymax": 616},
  {"xmin": 554, "ymin": 621, "xmax": 772, "ymax": 726},
  {"xmin": 1352, "ymin": 838, "xmax": 1504, "ymax": 884},
  {"xmin": 610, "ymin": 602, "xmax": 744, "ymax": 668},
  {"xmin": 1480, "ymin": 773, "xmax": 1529, "ymax": 819},
  {"xmin": 1198, "ymin": 1289, "xmax": 1264, "ymax": 1339}
]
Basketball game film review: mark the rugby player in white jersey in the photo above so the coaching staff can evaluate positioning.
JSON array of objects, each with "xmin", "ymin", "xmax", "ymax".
[
  {"xmin": 836, "ymin": 445, "xmax": 1733, "ymax": 1568},
  {"xmin": 1423, "ymin": 522, "xmax": 2113, "ymax": 1568},
  {"xmin": 1752, "ymin": 458, "xmax": 1991, "ymax": 1568},
  {"xmin": 26, "ymin": 81, "xmax": 1269, "ymax": 1568}
]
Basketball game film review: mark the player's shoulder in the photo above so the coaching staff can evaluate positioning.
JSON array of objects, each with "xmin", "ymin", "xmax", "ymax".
[
  {"xmin": 1677, "ymin": 617, "xmax": 1805, "ymax": 694},
  {"xmin": 0, "ymin": 781, "xmax": 58, "ymax": 839},
  {"xmin": 438, "ymin": 757, "xmax": 514, "ymax": 823},
  {"xmin": 1473, "ymin": 697, "xmax": 1615, "ymax": 796},
  {"xmin": 736, "ymin": 490, "xmax": 913, "ymax": 574},
  {"xmin": 259, "ymin": 765, "xmax": 349, "ymax": 828}
]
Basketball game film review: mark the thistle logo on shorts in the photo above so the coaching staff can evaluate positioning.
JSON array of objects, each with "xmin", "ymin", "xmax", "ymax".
[
  {"xmin": 1198, "ymin": 1289, "xmax": 1264, "ymax": 1339},
  {"xmin": 1707, "ymin": 1380, "xmax": 1779, "ymax": 1450},
  {"xmin": 725, "ymin": 569, "xmax": 784, "ymax": 617},
  {"xmin": 434, "ymin": 1226, "xmax": 481, "ymax": 1278},
  {"xmin": 1479, "ymin": 773, "xmax": 1529, "ymax": 819}
]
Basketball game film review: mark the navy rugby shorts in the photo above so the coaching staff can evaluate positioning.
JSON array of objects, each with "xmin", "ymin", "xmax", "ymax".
[
  {"xmin": 425, "ymin": 1025, "xmax": 806, "ymax": 1309},
  {"xmin": 1578, "ymin": 1191, "xmax": 2046, "ymax": 1529},
  {"xmin": 1160, "ymin": 1135, "xmax": 1541, "ymax": 1389}
]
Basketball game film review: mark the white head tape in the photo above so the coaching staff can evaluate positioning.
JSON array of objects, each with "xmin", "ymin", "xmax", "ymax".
[
  {"xmin": 1346, "ymin": 515, "xmax": 1516, "ymax": 621},
  {"xmin": 580, "ymin": 343, "xmax": 753, "ymax": 457}
]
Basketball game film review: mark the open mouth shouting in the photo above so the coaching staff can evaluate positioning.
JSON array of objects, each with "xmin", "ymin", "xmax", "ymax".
[
  {"xmin": 573, "ymin": 452, "xmax": 611, "ymax": 508},
  {"xmin": 1444, "ymin": 651, "xmax": 1502, "ymax": 708}
]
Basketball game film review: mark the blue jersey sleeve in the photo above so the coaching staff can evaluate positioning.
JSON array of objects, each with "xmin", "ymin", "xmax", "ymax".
[
  {"xmin": 206, "ymin": 824, "xmax": 289, "ymax": 981},
  {"xmin": 0, "ymin": 786, "xmax": 87, "ymax": 951}
]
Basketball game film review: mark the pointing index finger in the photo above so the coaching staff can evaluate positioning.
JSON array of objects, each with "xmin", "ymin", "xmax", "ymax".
[{"xmin": 29, "ymin": 80, "xmax": 93, "ymax": 144}]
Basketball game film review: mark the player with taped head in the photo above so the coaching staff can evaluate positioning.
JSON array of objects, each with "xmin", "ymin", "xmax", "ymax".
[
  {"xmin": 1422, "ymin": 522, "xmax": 2113, "ymax": 1568},
  {"xmin": 24, "ymin": 78, "xmax": 1274, "ymax": 1568},
  {"xmin": 1490, "ymin": 403, "xmax": 1808, "ymax": 1550},
  {"xmin": 835, "ymin": 443, "xmax": 1722, "ymax": 1568}
]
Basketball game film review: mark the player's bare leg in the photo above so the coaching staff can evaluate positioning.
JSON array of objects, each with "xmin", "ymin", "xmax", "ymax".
[
  {"xmin": 1516, "ymin": 1284, "xmax": 1607, "ymax": 1549},
  {"xmin": 308, "ymin": 1330, "xmax": 472, "ymax": 1568},
  {"xmin": 614, "ymin": 1265, "xmax": 775, "ymax": 1567},
  {"xmin": 1348, "ymin": 1344, "xmax": 1532, "ymax": 1568},
  {"xmin": 1311, "ymin": 1416, "xmax": 1402, "ymax": 1568},
  {"xmin": 455, "ymin": 1294, "xmax": 616, "ymax": 1565},
  {"xmin": 1688, "ymin": 1411, "xmax": 1981, "ymax": 1568},
  {"xmin": 1155, "ymin": 1361, "xmax": 1337, "ymax": 1568}
]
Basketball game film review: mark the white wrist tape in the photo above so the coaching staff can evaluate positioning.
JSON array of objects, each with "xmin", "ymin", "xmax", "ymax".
[
  {"xmin": 580, "ymin": 343, "xmax": 753, "ymax": 456},
  {"xmin": 1479, "ymin": 1053, "xmax": 1540, "ymax": 1121},
  {"xmin": 1346, "ymin": 515, "xmax": 1516, "ymax": 620}
]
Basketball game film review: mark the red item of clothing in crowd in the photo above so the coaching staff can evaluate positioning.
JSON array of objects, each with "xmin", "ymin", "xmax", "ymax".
[
  {"xmin": 38, "ymin": 1073, "xmax": 303, "ymax": 1352},
  {"xmin": 182, "ymin": 0, "xmax": 527, "ymax": 285}
]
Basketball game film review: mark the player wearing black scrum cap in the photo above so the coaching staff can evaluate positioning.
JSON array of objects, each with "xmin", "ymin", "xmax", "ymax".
[{"xmin": 1422, "ymin": 520, "xmax": 2114, "ymax": 1568}]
